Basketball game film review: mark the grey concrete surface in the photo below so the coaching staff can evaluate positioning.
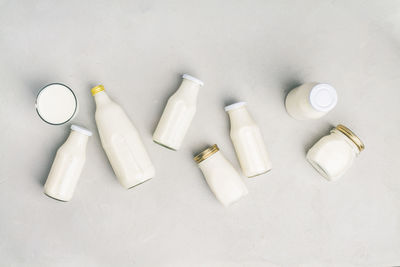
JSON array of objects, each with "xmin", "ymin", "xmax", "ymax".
[{"xmin": 0, "ymin": 0, "xmax": 400, "ymax": 266}]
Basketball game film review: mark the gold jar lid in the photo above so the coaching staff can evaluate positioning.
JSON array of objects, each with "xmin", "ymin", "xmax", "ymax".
[
  {"xmin": 335, "ymin": 124, "xmax": 365, "ymax": 152},
  {"xmin": 194, "ymin": 144, "xmax": 219, "ymax": 164}
]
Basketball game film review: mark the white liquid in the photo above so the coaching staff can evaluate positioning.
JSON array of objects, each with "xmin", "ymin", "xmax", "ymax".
[
  {"xmin": 153, "ymin": 74, "xmax": 203, "ymax": 150},
  {"xmin": 285, "ymin": 83, "xmax": 337, "ymax": 120},
  {"xmin": 44, "ymin": 125, "xmax": 92, "ymax": 201},
  {"xmin": 36, "ymin": 84, "xmax": 77, "ymax": 124},
  {"xmin": 197, "ymin": 149, "xmax": 248, "ymax": 207},
  {"xmin": 306, "ymin": 128, "xmax": 360, "ymax": 181},
  {"xmin": 225, "ymin": 102, "xmax": 272, "ymax": 177},
  {"xmin": 93, "ymin": 87, "xmax": 155, "ymax": 189}
]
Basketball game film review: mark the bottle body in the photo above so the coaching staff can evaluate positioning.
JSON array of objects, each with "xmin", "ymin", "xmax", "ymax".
[
  {"xmin": 153, "ymin": 74, "xmax": 203, "ymax": 150},
  {"xmin": 226, "ymin": 102, "xmax": 272, "ymax": 177},
  {"xmin": 44, "ymin": 125, "xmax": 91, "ymax": 201},
  {"xmin": 306, "ymin": 125, "xmax": 364, "ymax": 181},
  {"xmin": 93, "ymin": 86, "xmax": 155, "ymax": 189},
  {"xmin": 285, "ymin": 83, "xmax": 337, "ymax": 120},
  {"xmin": 195, "ymin": 145, "xmax": 248, "ymax": 207}
]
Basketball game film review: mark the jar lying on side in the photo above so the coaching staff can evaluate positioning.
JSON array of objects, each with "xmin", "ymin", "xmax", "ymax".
[
  {"xmin": 194, "ymin": 144, "xmax": 248, "ymax": 207},
  {"xmin": 306, "ymin": 124, "xmax": 365, "ymax": 181},
  {"xmin": 285, "ymin": 83, "xmax": 337, "ymax": 120}
]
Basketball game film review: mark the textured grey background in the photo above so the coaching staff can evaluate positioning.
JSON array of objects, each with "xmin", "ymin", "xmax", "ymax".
[{"xmin": 1, "ymin": 0, "xmax": 400, "ymax": 266}]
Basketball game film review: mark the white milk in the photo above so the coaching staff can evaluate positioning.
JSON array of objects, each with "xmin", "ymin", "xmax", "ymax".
[
  {"xmin": 153, "ymin": 74, "xmax": 203, "ymax": 150},
  {"xmin": 36, "ymin": 83, "xmax": 77, "ymax": 125},
  {"xmin": 92, "ymin": 85, "xmax": 155, "ymax": 189},
  {"xmin": 44, "ymin": 125, "xmax": 92, "ymax": 201},
  {"xmin": 306, "ymin": 125, "xmax": 364, "ymax": 181},
  {"xmin": 225, "ymin": 102, "xmax": 272, "ymax": 177},
  {"xmin": 285, "ymin": 83, "xmax": 337, "ymax": 120},
  {"xmin": 194, "ymin": 145, "xmax": 248, "ymax": 207}
]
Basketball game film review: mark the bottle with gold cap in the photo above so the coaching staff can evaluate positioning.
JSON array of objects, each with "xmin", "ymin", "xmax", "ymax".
[
  {"xmin": 194, "ymin": 144, "xmax": 248, "ymax": 206},
  {"xmin": 153, "ymin": 74, "xmax": 203, "ymax": 150},
  {"xmin": 306, "ymin": 124, "xmax": 365, "ymax": 181},
  {"xmin": 91, "ymin": 85, "xmax": 155, "ymax": 189}
]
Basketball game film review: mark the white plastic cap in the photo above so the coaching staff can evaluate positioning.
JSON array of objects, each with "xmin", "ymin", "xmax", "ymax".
[
  {"xmin": 224, "ymin": 101, "xmax": 247, "ymax": 112},
  {"xmin": 309, "ymin": 84, "xmax": 338, "ymax": 112},
  {"xmin": 71, "ymin": 124, "xmax": 92, "ymax": 136},
  {"xmin": 182, "ymin": 74, "xmax": 204, "ymax": 87}
]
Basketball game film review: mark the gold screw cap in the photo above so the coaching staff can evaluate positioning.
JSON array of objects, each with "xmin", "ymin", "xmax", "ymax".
[{"xmin": 194, "ymin": 144, "xmax": 219, "ymax": 164}]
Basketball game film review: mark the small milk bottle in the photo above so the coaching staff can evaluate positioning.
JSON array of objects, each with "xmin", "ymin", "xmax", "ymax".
[
  {"xmin": 92, "ymin": 85, "xmax": 155, "ymax": 189},
  {"xmin": 285, "ymin": 83, "xmax": 337, "ymax": 120},
  {"xmin": 153, "ymin": 74, "xmax": 203, "ymax": 150},
  {"xmin": 44, "ymin": 125, "xmax": 92, "ymax": 201},
  {"xmin": 225, "ymin": 102, "xmax": 272, "ymax": 177},
  {"xmin": 194, "ymin": 144, "xmax": 248, "ymax": 207}
]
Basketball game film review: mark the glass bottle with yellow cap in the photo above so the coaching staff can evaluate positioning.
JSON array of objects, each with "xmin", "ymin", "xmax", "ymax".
[
  {"xmin": 306, "ymin": 124, "xmax": 365, "ymax": 181},
  {"xmin": 91, "ymin": 85, "xmax": 155, "ymax": 189},
  {"xmin": 194, "ymin": 144, "xmax": 248, "ymax": 206}
]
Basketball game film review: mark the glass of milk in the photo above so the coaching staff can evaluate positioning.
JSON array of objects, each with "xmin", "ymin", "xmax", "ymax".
[{"xmin": 35, "ymin": 83, "xmax": 78, "ymax": 125}]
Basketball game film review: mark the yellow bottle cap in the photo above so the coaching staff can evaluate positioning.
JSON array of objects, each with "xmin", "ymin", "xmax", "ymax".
[{"xmin": 91, "ymin": 85, "xmax": 105, "ymax": 96}]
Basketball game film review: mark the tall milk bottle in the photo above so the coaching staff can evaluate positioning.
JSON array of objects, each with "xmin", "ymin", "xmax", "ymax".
[
  {"xmin": 153, "ymin": 74, "xmax": 203, "ymax": 150},
  {"xmin": 44, "ymin": 125, "xmax": 92, "ymax": 201},
  {"xmin": 225, "ymin": 102, "xmax": 272, "ymax": 177},
  {"xmin": 92, "ymin": 85, "xmax": 155, "ymax": 189}
]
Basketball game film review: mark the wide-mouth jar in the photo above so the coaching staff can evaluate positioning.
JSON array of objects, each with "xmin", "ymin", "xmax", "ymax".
[{"xmin": 306, "ymin": 124, "xmax": 364, "ymax": 181}]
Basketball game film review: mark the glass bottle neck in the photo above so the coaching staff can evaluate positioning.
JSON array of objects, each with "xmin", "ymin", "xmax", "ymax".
[
  {"xmin": 65, "ymin": 131, "xmax": 89, "ymax": 148},
  {"xmin": 227, "ymin": 107, "xmax": 254, "ymax": 127},
  {"xmin": 94, "ymin": 91, "xmax": 112, "ymax": 106},
  {"xmin": 174, "ymin": 79, "xmax": 200, "ymax": 103}
]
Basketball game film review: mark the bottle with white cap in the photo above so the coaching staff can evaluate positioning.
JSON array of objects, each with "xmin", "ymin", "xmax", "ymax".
[
  {"xmin": 91, "ymin": 85, "xmax": 155, "ymax": 189},
  {"xmin": 153, "ymin": 74, "xmax": 203, "ymax": 150},
  {"xmin": 225, "ymin": 102, "xmax": 272, "ymax": 177},
  {"xmin": 194, "ymin": 144, "xmax": 248, "ymax": 207},
  {"xmin": 285, "ymin": 83, "xmax": 338, "ymax": 120},
  {"xmin": 44, "ymin": 125, "xmax": 92, "ymax": 201}
]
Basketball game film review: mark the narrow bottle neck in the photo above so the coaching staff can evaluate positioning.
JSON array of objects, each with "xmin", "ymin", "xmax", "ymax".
[
  {"xmin": 65, "ymin": 131, "xmax": 89, "ymax": 148},
  {"xmin": 227, "ymin": 107, "xmax": 254, "ymax": 127},
  {"xmin": 94, "ymin": 91, "xmax": 112, "ymax": 106},
  {"xmin": 175, "ymin": 79, "xmax": 200, "ymax": 103}
]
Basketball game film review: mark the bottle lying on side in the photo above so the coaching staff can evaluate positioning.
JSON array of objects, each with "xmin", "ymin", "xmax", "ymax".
[
  {"xmin": 307, "ymin": 124, "xmax": 365, "ymax": 181},
  {"xmin": 225, "ymin": 102, "xmax": 272, "ymax": 178},
  {"xmin": 285, "ymin": 83, "xmax": 337, "ymax": 120},
  {"xmin": 92, "ymin": 85, "xmax": 155, "ymax": 189},
  {"xmin": 44, "ymin": 125, "xmax": 92, "ymax": 201},
  {"xmin": 194, "ymin": 144, "xmax": 248, "ymax": 207},
  {"xmin": 153, "ymin": 74, "xmax": 203, "ymax": 151}
]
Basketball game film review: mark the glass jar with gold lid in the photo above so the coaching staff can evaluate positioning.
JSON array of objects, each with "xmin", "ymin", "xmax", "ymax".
[
  {"xmin": 306, "ymin": 125, "xmax": 365, "ymax": 181},
  {"xmin": 194, "ymin": 144, "xmax": 248, "ymax": 206}
]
